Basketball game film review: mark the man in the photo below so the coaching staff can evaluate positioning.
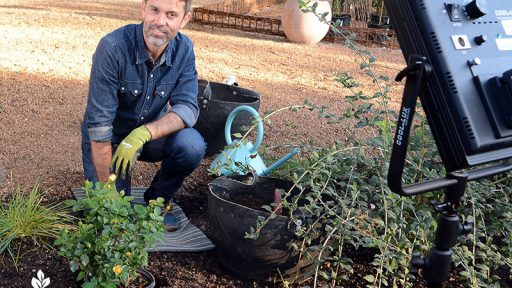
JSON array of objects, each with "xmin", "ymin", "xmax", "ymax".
[{"xmin": 81, "ymin": 0, "xmax": 205, "ymax": 231}]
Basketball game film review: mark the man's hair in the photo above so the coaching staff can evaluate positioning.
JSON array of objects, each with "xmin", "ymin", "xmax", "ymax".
[{"xmin": 144, "ymin": 0, "xmax": 193, "ymax": 14}]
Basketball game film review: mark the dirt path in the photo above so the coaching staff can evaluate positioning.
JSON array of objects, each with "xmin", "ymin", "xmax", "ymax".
[{"xmin": 0, "ymin": 0, "xmax": 404, "ymax": 286}]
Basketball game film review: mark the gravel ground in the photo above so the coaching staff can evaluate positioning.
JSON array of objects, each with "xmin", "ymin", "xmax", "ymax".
[{"xmin": 0, "ymin": 0, "xmax": 404, "ymax": 194}]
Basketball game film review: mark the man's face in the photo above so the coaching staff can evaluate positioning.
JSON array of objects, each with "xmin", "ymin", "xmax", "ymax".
[{"xmin": 141, "ymin": 0, "xmax": 191, "ymax": 51}]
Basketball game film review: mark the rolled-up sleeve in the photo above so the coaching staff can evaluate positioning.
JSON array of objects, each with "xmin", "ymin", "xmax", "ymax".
[
  {"xmin": 169, "ymin": 42, "xmax": 199, "ymax": 128},
  {"xmin": 84, "ymin": 36, "xmax": 120, "ymax": 142}
]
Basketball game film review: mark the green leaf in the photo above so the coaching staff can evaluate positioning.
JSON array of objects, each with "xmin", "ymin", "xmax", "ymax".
[
  {"xmin": 363, "ymin": 274, "xmax": 375, "ymax": 282},
  {"xmin": 63, "ymin": 199, "xmax": 77, "ymax": 207},
  {"xmin": 365, "ymin": 70, "xmax": 375, "ymax": 77},
  {"xmin": 70, "ymin": 260, "xmax": 79, "ymax": 272},
  {"xmin": 154, "ymin": 206, "xmax": 162, "ymax": 216},
  {"xmin": 134, "ymin": 204, "xmax": 146, "ymax": 214},
  {"xmin": 80, "ymin": 254, "xmax": 89, "ymax": 266},
  {"xmin": 232, "ymin": 133, "xmax": 243, "ymax": 139},
  {"xmin": 319, "ymin": 270, "xmax": 329, "ymax": 280},
  {"xmin": 360, "ymin": 62, "xmax": 370, "ymax": 69},
  {"xmin": 379, "ymin": 75, "xmax": 390, "ymax": 81},
  {"xmin": 54, "ymin": 238, "xmax": 64, "ymax": 246},
  {"xmin": 391, "ymin": 258, "xmax": 397, "ymax": 270},
  {"xmin": 261, "ymin": 205, "xmax": 272, "ymax": 212}
]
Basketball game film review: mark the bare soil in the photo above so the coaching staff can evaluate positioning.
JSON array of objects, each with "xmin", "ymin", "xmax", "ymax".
[
  {"xmin": 229, "ymin": 193, "xmax": 269, "ymax": 211},
  {"xmin": 0, "ymin": 0, "xmax": 428, "ymax": 287}
]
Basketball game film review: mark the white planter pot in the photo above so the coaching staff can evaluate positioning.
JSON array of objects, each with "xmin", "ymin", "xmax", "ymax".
[{"xmin": 281, "ymin": 0, "xmax": 332, "ymax": 44}]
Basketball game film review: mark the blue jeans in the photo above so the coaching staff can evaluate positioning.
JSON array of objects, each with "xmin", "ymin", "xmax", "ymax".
[{"xmin": 82, "ymin": 128, "xmax": 206, "ymax": 203}]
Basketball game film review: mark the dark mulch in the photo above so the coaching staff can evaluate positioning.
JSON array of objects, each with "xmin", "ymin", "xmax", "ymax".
[{"xmin": 2, "ymin": 167, "xmax": 508, "ymax": 288}]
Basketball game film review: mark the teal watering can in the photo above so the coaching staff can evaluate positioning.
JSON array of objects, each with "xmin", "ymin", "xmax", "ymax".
[{"xmin": 210, "ymin": 105, "xmax": 299, "ymax": 176}]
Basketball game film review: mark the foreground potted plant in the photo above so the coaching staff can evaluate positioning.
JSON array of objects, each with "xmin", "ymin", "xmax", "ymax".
[
  {"xmin": 208, "ymin": 173, "xmax": 328, "ymax": 280},
  {"xmin": 54, "ymin": 175, "xmax": 166, "ymax": 288}
]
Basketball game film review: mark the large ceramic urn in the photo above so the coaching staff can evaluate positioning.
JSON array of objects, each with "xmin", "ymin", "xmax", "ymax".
[{"xmin": 281, "ymin": 0, "xmax": 332, "ymax": 44}]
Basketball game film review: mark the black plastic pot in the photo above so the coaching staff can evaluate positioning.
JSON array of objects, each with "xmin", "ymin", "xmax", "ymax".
[
  {"xmin": 207, "ymin": 174, "xmax": 325, "ymax": 280},
  {"xmin": 367, "ymin": 12, "xmax": 393, "ymax": 43},
  {"xmin": 194, "ymin": 80, "xmax": 261, "ymax": 157},
  {"xmin": 137, "ymin": 268, "xmax": 156, "ymax": 288},
  {"xmin": 332, "ymin": 14, "xmax": 351, "ymax": 27},
  {"xmin": 367, "ymin": 12, "xmax": 391, "ymax": 29}
]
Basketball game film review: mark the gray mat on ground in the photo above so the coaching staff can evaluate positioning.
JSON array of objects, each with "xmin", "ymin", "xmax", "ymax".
[{"xmin": 71, "ymin": 187, "xmax": 215, "ymax": 252}]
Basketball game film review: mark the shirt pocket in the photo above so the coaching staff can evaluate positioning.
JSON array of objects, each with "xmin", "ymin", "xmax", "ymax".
[
  {"xmin": 119, "ymin": 81, "xmax": 143, "ymax": 97},
  {"xmin": 118, "ymin": 81, "xmax": 144, "ymax": 108},
  {"xmin": 155, "ymin": 83, "xmax": 174, "ymax": 99}
]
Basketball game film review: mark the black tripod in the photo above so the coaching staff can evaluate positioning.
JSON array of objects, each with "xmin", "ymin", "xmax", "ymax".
[
  {"xmin": 387, "ymin": 55, "xmax": 512, "ymax": 287},
  {"xmin": 409, "ymin": 171, "xmax": 473, "ymax": 288}
]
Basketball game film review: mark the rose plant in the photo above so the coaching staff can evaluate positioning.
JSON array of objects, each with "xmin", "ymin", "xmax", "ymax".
[{"xmin": 54, "ymin": 175, "xmax": 165, "ymax": 288}]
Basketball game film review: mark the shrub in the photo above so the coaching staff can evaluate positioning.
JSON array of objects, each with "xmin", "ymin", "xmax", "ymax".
[
  {"xmin": 242, "ymin": 5, "xmax": 512, "ymax": 287},
  {"xmin": 0, "ymin": 182, "xmax": 74, "ymax": 269},
  {"xmin": 54, "ymin": 175, "xmax": 166, "ymax": 288}
]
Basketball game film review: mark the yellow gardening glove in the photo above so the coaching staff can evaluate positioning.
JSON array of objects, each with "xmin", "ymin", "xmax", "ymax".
[{"xmin": 110, "ymin": 126, "xmax": 152, "ymax": 179}]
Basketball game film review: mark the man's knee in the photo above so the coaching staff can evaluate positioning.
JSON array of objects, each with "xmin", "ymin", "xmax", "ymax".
[{"xmin": 168, "ymin": 128, "xmax": 206, "ymax": 165}]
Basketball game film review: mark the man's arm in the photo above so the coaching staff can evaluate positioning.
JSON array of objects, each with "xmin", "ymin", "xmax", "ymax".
[
  {"xmin": 91, "ymin": 141, "xmax": 113, "ymax": 182},
  {"xmin": 145, "ymin": 112, "xmax": 185, "ymax": 140},
  {"xmin": 85, "ymin": 35, "xmax": 119, "ymax": 182}
]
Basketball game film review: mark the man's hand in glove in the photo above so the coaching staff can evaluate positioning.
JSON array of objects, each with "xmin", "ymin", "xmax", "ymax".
[{"xmin": 111, "ymin": 126, "xmax": 152, "ymax": 178}]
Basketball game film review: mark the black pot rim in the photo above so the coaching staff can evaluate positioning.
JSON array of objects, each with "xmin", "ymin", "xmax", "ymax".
[
  {"xmin": 207, "ymin": 182, "xmax": 291, "ymax": 220},
  {"xmin": 83, "ymin": 268, "xmax": 155, "ymax": 288},
  {"xmin": 136, "ymin": 268, "xmax": 156, "ymax": 288}
]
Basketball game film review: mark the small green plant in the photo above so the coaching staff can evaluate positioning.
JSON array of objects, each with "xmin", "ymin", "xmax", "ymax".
[
  {"xmin": 0, "ymin": 182, "xmax": 74, "ymax": 269},
  {"xmin": 55, "ymin": 175, "xmax": 166, "ymax": 288}
]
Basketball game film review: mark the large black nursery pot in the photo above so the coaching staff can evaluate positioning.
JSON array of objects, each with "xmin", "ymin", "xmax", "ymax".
[
  {"xmin": 207, "ymin": 174, "xmax": 324, "ymax": 280},
  {"xmin": 194, "ymin": 80, "xmax": 260, "ymax": 157},
  {"xmin": 332, "ymin": 14, "xmax": 351, "ymax": 27},
  {"xmin": 367, "ymin": 12, "xmax": 391, "ymax": 29}
]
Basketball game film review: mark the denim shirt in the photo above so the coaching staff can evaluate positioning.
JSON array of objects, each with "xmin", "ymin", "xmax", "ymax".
[{"xmin": 82, "ymin": 23, "xmax": 198, "ymax": 144}]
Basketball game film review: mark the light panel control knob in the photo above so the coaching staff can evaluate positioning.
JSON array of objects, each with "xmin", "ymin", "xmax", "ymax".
[
  {"xmin": 464, "ymin": 0, "xmax": 488, "ymax": 19},
  {"xmin": 474, "ymin": 35, "xmax": 487, "ymax": 45}
]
